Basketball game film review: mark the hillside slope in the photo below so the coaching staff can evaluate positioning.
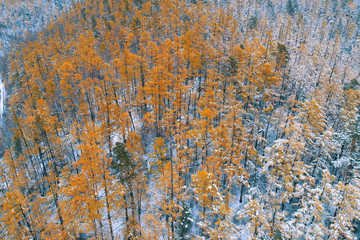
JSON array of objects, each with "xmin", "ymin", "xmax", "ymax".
[{"xmin": 1, "ymin": 0, "xmax": 359, "ymax": 239}]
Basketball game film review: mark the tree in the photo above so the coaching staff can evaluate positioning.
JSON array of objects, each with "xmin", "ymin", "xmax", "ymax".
[{"xmin": 176, "ymin": 202, "xmax": 193, "ymax": 239}]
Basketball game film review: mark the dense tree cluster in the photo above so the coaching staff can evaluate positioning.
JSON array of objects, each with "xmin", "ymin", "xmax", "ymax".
[
  {"xmin": 0, "ymin": 0, "xmax": 359, "ymax": 239},
  {"xmin": 0, "ymin": 0, "xmax": 72, "ymax": 57}
]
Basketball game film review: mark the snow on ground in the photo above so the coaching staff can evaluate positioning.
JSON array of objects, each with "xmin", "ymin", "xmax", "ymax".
[{"xmin": 0, "ymin": 74, "xmax": 5, "ymax": 119}]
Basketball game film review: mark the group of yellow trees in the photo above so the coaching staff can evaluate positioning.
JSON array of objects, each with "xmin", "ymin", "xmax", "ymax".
[{"xmin": 0, "ymin": 0, "xmax": 359, "ymax": 239}]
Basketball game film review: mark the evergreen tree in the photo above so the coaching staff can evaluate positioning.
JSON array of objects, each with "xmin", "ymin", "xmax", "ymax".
[{"xmin": 176, "ymin": 203, "xmax": 193, "ymax": 239}]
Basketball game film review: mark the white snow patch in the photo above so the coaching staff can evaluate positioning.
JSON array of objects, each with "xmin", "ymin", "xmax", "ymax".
[{"xmin": 0, "ymin": 74, "xmax": 5, "ymax": 119}]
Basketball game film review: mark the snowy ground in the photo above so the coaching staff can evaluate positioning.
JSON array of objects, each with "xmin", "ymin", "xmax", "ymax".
[{"xmin": 0, "ymin": 75, "xmax": 5, "ymax": 119}]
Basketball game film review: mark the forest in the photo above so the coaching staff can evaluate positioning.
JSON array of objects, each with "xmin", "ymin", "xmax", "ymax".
[{"xmin": 0, "ymin": 0, "xmax": 359, "ymax": 239}]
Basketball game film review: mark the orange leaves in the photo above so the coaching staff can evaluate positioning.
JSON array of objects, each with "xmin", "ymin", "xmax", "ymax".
[
  {"xmin": 64, "ymin": 123, "xmax": 121, "ymax": 237},
  {"xmin": 300, "ymin": 99, "xmax": 327, "ymax": 135},
  {"xmin": 143, "ymin": 112, "xmax": 156, "ymax": 128},
  {"xmin": 126, "ymin": 131, "xmax": 144, "ymax": 159},
  {"xmin": 192, "ymin": 169, "xmax": 220, "ymax": 210},
  {"xmin": 240, "ymin": 197, "xmax": 271, "ymax": 238},
  {"xmin": 7, "ymin": 0, "xmax": 349, "ymax": 238},
  {"xmin": 261, "ymin": 63, "xmax": 280, "ymax": 86},
  {"xmin": 200, "ymin": 107, "xmax": 216, "ymax": 121},
  {"xmin": 182, "ymin": 30, "xmax": 202, "ymax": 71},
  {"xmin": 0, "ymin": 189, "xmax": 30, "ymax": 238},
  {"xmin": 150, "ymin": 137, "xmax": 167, "ymax": 173},
  {"xmin": 59, "ymin": 60, "xmax": 76, "ymax": 79},
  {"xmin": 144, "ymin": 65, "xmax": 173, "ymax": 128}
]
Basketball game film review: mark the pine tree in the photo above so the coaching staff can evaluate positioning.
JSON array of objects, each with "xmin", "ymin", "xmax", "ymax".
[{"xmin": 176, "ymin": 203, "xmax": 193, "ymax": 240}]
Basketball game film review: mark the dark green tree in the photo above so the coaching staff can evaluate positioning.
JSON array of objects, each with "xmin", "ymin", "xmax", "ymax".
[
  {"xmin": 248, "ymin": 16, "xmax": 257, "ymax": 30},
  {"xmin": 13, "ymin": 136, "xmax": 22, "ymax": 158},
  {"xmin": 111, "ymin": 142, "xmax": 136, "ymax": 183},
  {"xmin": 272, "ymin": 229, "xmax": 283, "ymax": 240},
  {"xmin": 286, "ymin": 0, "xmax": 297, "ymax": 16},
  {"xmin": 275, "ymin": 42, "xmax": 289, "ymax": 68},
  {"xmin": 176, "ymin": 202, "xmax": 193, "ymax": 239}
]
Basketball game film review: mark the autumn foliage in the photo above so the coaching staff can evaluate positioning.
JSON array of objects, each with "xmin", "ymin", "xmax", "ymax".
[{"xmin": 0, "ymin": 0, "xmax": 359, "ymax": 239}]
